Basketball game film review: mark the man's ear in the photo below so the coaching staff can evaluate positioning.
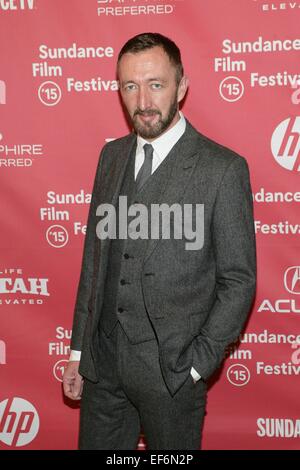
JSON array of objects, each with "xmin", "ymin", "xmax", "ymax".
[{"xmin": 177, "ymin": 76, "xmax": 189, "ymax": 103}]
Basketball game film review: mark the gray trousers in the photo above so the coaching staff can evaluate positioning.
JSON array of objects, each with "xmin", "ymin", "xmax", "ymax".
[{"xmin": 79, "ymin": 323, "xmax": 207, "ymax": 450}]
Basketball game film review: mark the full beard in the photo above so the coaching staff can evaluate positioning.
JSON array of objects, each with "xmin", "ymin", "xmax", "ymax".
[{"xmin": 132, "ymin": 95, "xmax": 178, "ymax": 140}]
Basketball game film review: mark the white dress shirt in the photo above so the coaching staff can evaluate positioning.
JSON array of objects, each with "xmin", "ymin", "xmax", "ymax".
[
  {"xmin": 134, "ymin": 111, "xmax": 186, "ymax": 180},
  {"xmin": 70, "ymin": 112, "xmax": 201, "ymax": 382}
]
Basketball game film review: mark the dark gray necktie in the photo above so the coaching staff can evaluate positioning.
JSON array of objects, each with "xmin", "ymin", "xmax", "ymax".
[{"xmin": 135, "ymin": 143, "xmax": 154, "ymax": 192}]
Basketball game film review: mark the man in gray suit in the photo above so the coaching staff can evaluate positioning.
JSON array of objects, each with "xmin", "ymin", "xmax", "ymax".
[{"xmin": 63, "ymin": 33, "xmax": 256, "ymax": 450}]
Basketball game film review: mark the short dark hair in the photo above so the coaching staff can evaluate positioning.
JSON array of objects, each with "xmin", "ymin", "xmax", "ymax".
[{"xmin": 117, "ymin": 32, "xmax": 184, "ymax": 84}]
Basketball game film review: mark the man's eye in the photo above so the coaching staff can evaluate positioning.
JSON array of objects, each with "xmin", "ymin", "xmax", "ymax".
[
  {"xmin": 151, "ymin": 83, "xmax": 162, "ymax": 89},
  {"xmin": 124, "ymin": 84, "xmax": 136, "ymax": 91}
]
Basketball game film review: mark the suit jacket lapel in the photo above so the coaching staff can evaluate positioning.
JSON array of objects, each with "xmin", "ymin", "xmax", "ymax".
[
  {"xmin": 96, "ymin": 132, "xmax": 136, "ymax": 275},
  {"xmin": 143, "ymin": 120, "xmax": 209, "ymax": 263},
  {"xmin": 104, "ymin": 133, "xmax": 137, "ymax": 208}
]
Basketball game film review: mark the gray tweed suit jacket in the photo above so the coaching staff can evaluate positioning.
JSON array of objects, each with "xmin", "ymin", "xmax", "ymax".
[{"xmin": 70, "ymin": 120, "xmax": 256, "ymax": 396}]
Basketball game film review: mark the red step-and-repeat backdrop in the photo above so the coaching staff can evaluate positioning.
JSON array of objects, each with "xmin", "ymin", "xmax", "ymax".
[{"xmin": 0, "ymin": 0, "xmax": 299, "ymax": 450}]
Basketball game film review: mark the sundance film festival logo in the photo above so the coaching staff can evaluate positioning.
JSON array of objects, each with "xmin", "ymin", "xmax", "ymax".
[
  {"xmin": 49, "ymin": 326, "xmax": 72, "ymax": 357},
  {"xmin": 271, "ymin": 117, "xmax": 300, "ymax": 172},
  {"xmin": 0, "ymin": 0, "xmax": 35, "ymax": 10},
  {"xmin": 32, "ymin": 44, "xmax": 116, "ymax": 104},
  {"xmin": 0, "ymin": 398, "xmax": 39, "ymax": 447},
  {"xmin": 96, "ymin": 197, "xmax": 204, "ymax": 250},
  {"xmin": 49, "ymin": 327, "xmax": 71, "ymax": 382}
]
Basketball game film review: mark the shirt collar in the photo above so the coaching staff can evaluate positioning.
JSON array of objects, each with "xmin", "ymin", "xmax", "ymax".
[{"xmin": 136, "ymin": 112, "xmax": 186, "ymax": 157}]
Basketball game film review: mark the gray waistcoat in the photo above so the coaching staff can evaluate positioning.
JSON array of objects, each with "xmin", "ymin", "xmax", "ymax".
[{"xmin": 99, "ymin": 143, "xmax": 176, "ymax": 343}]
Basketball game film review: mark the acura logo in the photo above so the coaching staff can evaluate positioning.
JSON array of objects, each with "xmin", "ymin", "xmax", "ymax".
[{"xmin": 284, "ymin": 267, "xmax": 300, "ymax": 294}]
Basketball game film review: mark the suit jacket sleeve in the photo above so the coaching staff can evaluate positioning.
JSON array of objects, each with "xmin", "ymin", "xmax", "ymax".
[
  {"xmin": 192, "ymin": 156, "xmax": 256, "ymax": 380},
  {"xmin": 70, "ymin": 147, "xmax": 107, "ymax": 351}
]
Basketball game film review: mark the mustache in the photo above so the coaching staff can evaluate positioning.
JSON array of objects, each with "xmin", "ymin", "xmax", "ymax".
[{"xmin": 133, "ymin": 109, "xmax": 161, "ymax": 117}]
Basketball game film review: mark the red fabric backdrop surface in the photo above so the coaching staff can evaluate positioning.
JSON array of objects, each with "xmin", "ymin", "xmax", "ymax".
[{"xmin": 0, "ymin": 0, "xmax": 299, "ymax": 450}]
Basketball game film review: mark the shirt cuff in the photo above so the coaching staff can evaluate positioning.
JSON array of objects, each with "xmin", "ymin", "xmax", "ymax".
[
  {"xmin": 69, "ymin": 350, "xmax": 81, "ymax": 361},
  {"xmin": 191, "ymin": 366, "xmax": 201, "ymax": 382}
]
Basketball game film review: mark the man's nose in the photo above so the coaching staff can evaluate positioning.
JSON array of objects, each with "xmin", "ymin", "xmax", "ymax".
[{"xmin": 137, "ymin": 87, "xmax": 151, "ymax": 111}]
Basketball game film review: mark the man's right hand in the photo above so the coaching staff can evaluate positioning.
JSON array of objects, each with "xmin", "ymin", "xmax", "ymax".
[{"xmin": 63, "ymin": 361, "xmax": 83, "ymax": 400}]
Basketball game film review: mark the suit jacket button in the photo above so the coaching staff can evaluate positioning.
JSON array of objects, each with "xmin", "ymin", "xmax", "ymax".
[
  {"xmin": 118, "ymin": 307, "xmax": 124, "ymax": 313},
  {"xmin": 120, "ymin": 279, "xmax": 126, "ymax": 285},
  {"xmin": 124, "ymin": 253, "xmax": 130, "ymax": 259}
]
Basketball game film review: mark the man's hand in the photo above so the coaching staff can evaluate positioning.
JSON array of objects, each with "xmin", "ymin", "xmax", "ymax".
[{"xmin": 63, "ymin": 361, "xmax": 83, "ymax": 400}]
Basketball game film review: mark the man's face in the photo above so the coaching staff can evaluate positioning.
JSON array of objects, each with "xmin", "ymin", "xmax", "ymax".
[{"xmin": 118, "ymin": 46, "xmax": 188, "ymax": 140}]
